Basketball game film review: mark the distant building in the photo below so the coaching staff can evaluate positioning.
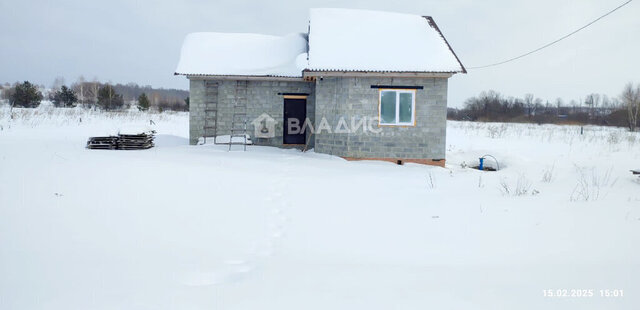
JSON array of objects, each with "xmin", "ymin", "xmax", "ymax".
[{"xmin": 175, "ymin": 8, "xmax": 465, "ymax": 166}]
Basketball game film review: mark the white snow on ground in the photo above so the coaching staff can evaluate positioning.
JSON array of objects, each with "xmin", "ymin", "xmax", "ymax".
[
  {"xmin": 307, "ymin": 8, "xmax": 465, "ymax": 72},
  {"xmin": 1, "ymin": 105, "xmax": 639, "ymax": 309},
  {"xmin": 175, "ymin": 32, "xmax": 307, "ymax": 77}
]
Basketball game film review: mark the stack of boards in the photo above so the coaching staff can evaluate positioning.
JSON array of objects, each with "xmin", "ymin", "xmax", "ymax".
[
  {"xmin": 86, "ymin": 136, "xmax": 119, "ymax": 150},
  {"xmin": 87, "ymin": 130, "xmax": 156, "ymax": 150}
]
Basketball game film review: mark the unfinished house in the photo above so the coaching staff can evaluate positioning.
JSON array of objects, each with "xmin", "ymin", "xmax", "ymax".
[{"xmin": 175, "ymin": 8, "xmax": 465, "ymax": 166}]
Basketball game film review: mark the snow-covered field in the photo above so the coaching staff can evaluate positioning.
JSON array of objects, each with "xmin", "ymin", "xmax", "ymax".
[{"xmin": 1, "ymin": 105, "xmax": 639, "ymax": 309}]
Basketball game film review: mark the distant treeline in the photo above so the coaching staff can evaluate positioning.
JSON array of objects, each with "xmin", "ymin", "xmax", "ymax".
[
  {"xmin": 449, "ymin": 85, "xmax": 640, "ymax": 131},
  {"xmin": 0, "ymin": 77, "xmax": 189, "ymax": 112},
  {"xmin": 66, "ymin": 78, "xmax": 188, "ymax": 111}
]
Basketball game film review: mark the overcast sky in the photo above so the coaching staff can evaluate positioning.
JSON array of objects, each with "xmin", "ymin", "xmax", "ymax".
[{"xmin": 0, "ymin": 0, "xmax": 638, "ymax": 107}]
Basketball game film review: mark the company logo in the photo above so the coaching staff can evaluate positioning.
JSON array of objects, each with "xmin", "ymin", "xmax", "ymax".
[
  {"xmin": 286, "ymin": 116, "xmax": 382, "ymax": 135},
  {"xmin": 252, "ymin": 113, "xmax": 383, "ymax": 138},
  {"xmin": 251, "ymin": 113, "xmax": 277, "ymax": 138}
]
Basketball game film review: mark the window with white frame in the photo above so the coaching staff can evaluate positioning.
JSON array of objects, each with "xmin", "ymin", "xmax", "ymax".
[{"xmin": 379, "ymin": 89, "xmax": 416, "ymax": 126}]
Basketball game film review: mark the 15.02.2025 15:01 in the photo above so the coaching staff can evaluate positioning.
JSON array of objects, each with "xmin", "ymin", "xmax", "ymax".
[{"xmin": 542, "ymin": 289, "xmax": 624, "ymax": 298}]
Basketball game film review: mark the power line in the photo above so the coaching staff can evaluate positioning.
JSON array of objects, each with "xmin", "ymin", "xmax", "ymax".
[{"xmin": 467, "ymin": 0, "xmax": 634, "ymax": 70}]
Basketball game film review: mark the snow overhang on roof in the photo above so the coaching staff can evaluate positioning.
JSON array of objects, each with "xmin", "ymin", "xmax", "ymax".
[
  {"xmin": 174, "ymin": 8, "xmax": 465, "ymax": 77},
  {"xmin": 306, "ymin": 8, "xmax": 465, "ymax": 74},
  {"xmin": 174, "ymin": 32, "xmax": 308, "ymax": 77}
]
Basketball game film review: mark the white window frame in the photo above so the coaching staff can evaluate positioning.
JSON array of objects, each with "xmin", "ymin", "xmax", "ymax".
[{"xmin": 378, "ymin": 89, "xmax": 416, "ymax": 126}]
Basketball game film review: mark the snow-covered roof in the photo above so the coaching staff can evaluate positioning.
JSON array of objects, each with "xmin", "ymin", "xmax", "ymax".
[
  {"xmin": 174, "ymin": 32, "xmax": 307, "ymax": 77},
  {"xmin": 307, "ymin": 8, "xmax": 465, "ymax": 73},
  {"xmin": 175, "ymin": 8, "xmax": 465, "ymax": 77}
]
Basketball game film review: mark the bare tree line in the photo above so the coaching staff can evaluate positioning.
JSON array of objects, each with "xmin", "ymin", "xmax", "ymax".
[
  {"xmin": 621, "ymin": 83, "xmax": 640, "ymax": 131},
  {"xmin": 1, "ymin": 77, "xmax": 188, "ymax": 112},
  {"xmin": 448, "ymin": 83, "xmax": 640, "ymax": 131},
  {"xmin": 66, "ymin": 76, "xmax": 188, "ymax": 111}
]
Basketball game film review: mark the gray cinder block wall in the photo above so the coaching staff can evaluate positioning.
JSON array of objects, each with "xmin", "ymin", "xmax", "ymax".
[
  {"xmin": 188, "ymin": 78, "xmax": 315, "ymax": 147},
  {"xmin": 313, "ymin": 77, "xmax": 448, "ymax": 161},
  {"xmin": 188, "ymin": 75, "xmax": 448, "ymax": 165}
]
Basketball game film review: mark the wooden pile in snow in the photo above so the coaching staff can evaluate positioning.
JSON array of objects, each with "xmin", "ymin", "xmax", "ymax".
[
  {"xmin": 117, "ymin": 132, "xmax": 155, "ymax": 150},
  {"xmin": 86, "ymin": 136, "xmax": 119, "ymax": 150},
  {"xmin": 87, "ymin": 130, "xmax": 156, "ymax": 150}
]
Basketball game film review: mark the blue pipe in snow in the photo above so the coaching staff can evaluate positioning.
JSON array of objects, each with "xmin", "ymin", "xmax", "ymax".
[{"xmin": 479, "ymin": 157, "xmax": 484, "ymax": 170}]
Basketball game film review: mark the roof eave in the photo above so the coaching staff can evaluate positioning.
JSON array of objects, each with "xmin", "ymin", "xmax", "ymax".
[
  {"xmin": 176, "ymin": 73, "xmax": 306, "ymax": 81},
  {"xmin": 302, "ymin": 70, "xmax": 456, "ymax": 78},
  {"xmin": 422, "ymin": 16, "xmax": 467, "ymax": 74}
]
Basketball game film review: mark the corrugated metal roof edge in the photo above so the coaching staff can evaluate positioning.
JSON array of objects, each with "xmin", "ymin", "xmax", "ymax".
[
  {"xmin": 423, "ymin": 16, "xmax": 467, "ymax": 74},
  {"xmin": 174, "ymin": 72, "xmax": 303, "ymax": 78},
  {"xmin": 302, "ymin": 69, "xmax": 463, "ymax": 73},
  {"xmin": 175, "ymin": 70, "xmax": 462, "ymax": 77}
]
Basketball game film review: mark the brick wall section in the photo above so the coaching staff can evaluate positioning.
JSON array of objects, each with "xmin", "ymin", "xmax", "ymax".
[
  {"xmin": 188, "ymin": 79, "xmax": 206, "ymax": 145},
  {"xmin": 188, "ymin": 78, "xmax": 315, "ymax": 147},
  {"xmin": 314, "ymin": 77, "xmax": 448, "ymax": 160},
  {"xmin": 343, "ymin": 157, "xmax": 446, "ymax": 167}
]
